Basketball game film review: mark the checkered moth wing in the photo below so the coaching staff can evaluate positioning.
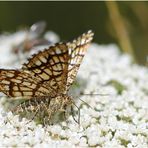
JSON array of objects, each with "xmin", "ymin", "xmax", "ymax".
[
  {"xmin": 0, "ymin": 43, "xmax": 69, "ymax": 98},
  {"xmin": 66, "ymin": 30, "xmax": 94, "ymax": 91}
]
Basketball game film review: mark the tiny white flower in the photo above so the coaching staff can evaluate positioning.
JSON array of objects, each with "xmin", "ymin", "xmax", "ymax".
[{"xmin": 79, "ymin": 137, "xmax": 88, "ymax": 147}]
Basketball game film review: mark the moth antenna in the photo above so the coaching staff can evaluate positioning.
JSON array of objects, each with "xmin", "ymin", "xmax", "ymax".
[
  {"xmin": 71, "ymin": 96, "xmax": 95, "ymax": 125},
  {"xmin": 80, "ymin": 92, "xmax": 110, "ymax": 96},
  {"xmin": 77, "ymin": 97, "xmax": 93, "ymax": 109},
  {"xmin": 76, "ymin": 93, "xmax": 110, "ymax": 110}
]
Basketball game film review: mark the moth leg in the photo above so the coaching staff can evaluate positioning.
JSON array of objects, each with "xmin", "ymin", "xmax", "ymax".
[
  {"xmin": 34, "ymin": 100, "xmax": 53, "ymax": 125},
  {"xmin": 71, "ymin": 104, "xmax": 80, "ymax": 124},
  {"xmin": 63, "ymin": 111, "xmax": 67, "ymax": 121}
]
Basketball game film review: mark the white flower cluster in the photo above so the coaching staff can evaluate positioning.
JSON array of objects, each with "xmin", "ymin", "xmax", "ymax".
[{"xmin": 0, "ymin": 31, "xmax": 147, "ymax": 147}]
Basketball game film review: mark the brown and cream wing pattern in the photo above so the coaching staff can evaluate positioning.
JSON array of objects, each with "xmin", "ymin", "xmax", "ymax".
[
  {"xmin": 22, "ymin": 43, "xmax": 70, "ymax": 94},
  {"xmin": 65, "ymin": 30, "xmax": 94, "ymax": 91},
  {"xmin": 0, "ymin": 69, "xmax": 51, "ymax": 98}
]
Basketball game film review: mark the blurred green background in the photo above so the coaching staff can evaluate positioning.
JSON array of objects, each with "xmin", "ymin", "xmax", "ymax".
[{"xmin": 0, "ymin": 2, "xmax": 148, "ymax": 64}]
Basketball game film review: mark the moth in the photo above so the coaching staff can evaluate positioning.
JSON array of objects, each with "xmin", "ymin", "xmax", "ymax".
[{"xmin": 0, "ymin": 30, "xmax": 94, "ymax": 123}]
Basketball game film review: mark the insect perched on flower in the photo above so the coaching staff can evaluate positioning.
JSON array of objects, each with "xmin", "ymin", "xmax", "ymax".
[{"xmin": 0, "ymin": 30, "xmax": 94, "ymax": 124}]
